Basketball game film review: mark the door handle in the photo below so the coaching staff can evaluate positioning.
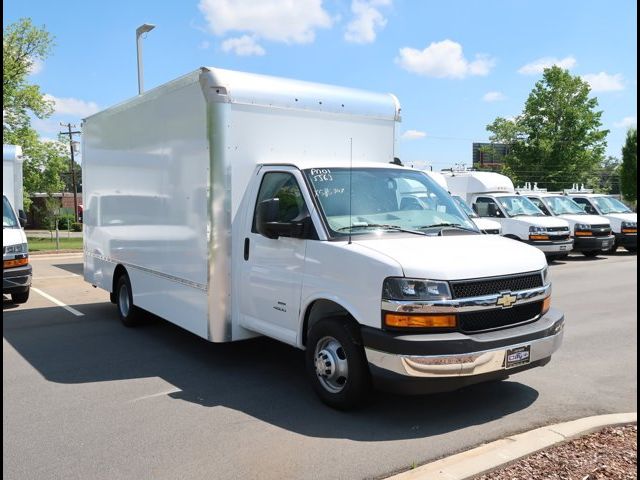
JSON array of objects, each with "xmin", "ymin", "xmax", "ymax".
[{"xmin": 244, "ymin": 237, "xmax": 250, "ymax": 261}]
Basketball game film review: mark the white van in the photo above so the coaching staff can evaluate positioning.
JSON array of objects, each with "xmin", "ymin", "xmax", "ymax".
[
  {"xmin": 423, "ymin": 170, "xmax": 501, "ymax": 234},
  {"xmin": 83, "ymin": 67, "xmax": 564, "ymax": 409},
  {"xmin": 3, "ymin": 145, "xmax": 31, "ymax": 304},
  {"xmin": 443, "ymin": 170, "xmax": 573, "ymax": 259},
  {"xmin": 517, "ymin": 184, "xmax": 614, "ymax": 257},
  {"xmin": 565, "ymin": 185, "xmax": 637, "ymax": 253}
]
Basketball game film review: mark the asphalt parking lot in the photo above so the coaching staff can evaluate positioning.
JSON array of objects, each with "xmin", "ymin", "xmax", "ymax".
[{"xmin": 3, "ymin": 252, "xmax": 637, "ymax": 480}]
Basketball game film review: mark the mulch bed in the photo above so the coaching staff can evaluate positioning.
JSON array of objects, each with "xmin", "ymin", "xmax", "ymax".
[{"xmin": 474, "ymin": 424, "xmax": 637, "ymax": 480}]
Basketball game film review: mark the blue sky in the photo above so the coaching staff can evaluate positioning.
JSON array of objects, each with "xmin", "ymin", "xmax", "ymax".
[{"xmin": 5, "ymin": 0, "xmax": 637, "ymax": 170}]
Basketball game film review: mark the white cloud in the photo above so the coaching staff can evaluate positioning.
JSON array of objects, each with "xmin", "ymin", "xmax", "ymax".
[
  {"xmin": 43, "ymin": 95, "xmax": 100, "ymax": 117},
  {"xmin": 401, "ymin": 129, "xmax": 427, "ymax": 140},
  {"xmin": 614, "ymin": 116, "xmax": 637, "ymax": 129},
  {"xmin": 28, "ymin": 58, "xmax": 44, "ymax": 75},
  {"xmin": 199, "ymin": 40, "xmax": 211, "ymax": 49},
  {"xmin": 198, "ymin": 0, "xmax": 332, "ymax": 44},
  {"xmin": 483, "ymin": 91, "xmax": 506, "ymax": 102},
  {"xmin": 344, "ymin": 0, "xmax": 391, "ymax": 44},
  {"xmin": 518, "ymin": 56, "xmax": 576, "ymax": 75},
  {"xmin": 582, "ymin": 72, "xmax": 625, "ymax": 92},
  {"xmin": 396, "ymin": 40, "xmax": 495, "ymax": 79},
  {"xmin": 221, "ymin": 35, "xmax": 266, "ymax": 56}
]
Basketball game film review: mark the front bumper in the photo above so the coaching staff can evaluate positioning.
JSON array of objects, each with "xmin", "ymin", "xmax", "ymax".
[
  {"xmin": 525, "ymin": 238, "xmax": 573, "ymax": 254},
  {"xmin": 362, "ymin": 308, "xmax": 564, "ymax": 394},
  {"xmin": 3, "ymin": 263, "xmax": 32, "ymax": 294},
  {"xmin": 573, "ymin": 234, "xmax": 615, "ymax": 251},
  {"xmin": 614, "ymin": 232, "xmax": 637, "ymax": 248}
]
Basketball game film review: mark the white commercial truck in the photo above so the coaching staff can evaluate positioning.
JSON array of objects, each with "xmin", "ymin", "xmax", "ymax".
[
  {"xmin": 564, "ymin": 185, "xmax": 637, "ymax": 253},
  {"xmin": 517, "ymin": 183, "xmax": 615, "ymax": 257},
  {"xmin": 3, "ymin": 144, "xmax": 31, "ymax": 303},
  {"xmin": 83, "ymin": 67, "xmax": 564, "ymax": 409},
  {"xmin": 443, "ymin": 170, "xmax": 573, "ymax": 259},
  {"xmin": 423, "ymin": 170, "xmax": 501, "ymax": 234}
]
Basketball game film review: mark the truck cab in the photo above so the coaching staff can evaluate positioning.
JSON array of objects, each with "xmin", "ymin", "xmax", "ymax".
[
  {"xmin": 443, "ymin": 170, "xmax": 573, "ymax": 259},
  {"xmin": 3, "ymin": 195, "xmax": 31, "ymax": 303},
  {"xmin": 565, "ymin": 186, "xmax": 637, "ymax": 253},
  {"xmin": 451, "ymin": 195, "xmax": 502, "ymax": 234},
  {"xmin": 518, "ymin": 184, "xmax": 614, "ymax": 257}
]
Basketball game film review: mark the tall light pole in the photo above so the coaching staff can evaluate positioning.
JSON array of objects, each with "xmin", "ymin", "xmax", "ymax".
[{"xmin": 136, "ymin": 23, "xmax": 155, "ymax": 95}]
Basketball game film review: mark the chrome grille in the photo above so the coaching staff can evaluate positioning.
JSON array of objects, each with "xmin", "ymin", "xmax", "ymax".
[{"xmin": 450, "ymin": 272, "xmax": 543, "ymax": 299}]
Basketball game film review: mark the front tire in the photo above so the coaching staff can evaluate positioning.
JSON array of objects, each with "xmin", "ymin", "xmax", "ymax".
[
  {"xmin": 624, "ymin": 246, "xmax": 637, "ymax": 253},
  {"xmin": 582, "ymin": 250, "xmax": 600, "ymax": 258},
  {"xmin": 306, "ymin": 318, "xmax": 371, "ymax": 410},
  {"xmin": 115, "ymin": 274, "xmax": 142, "ymax": 327},
  {"xmin": 11, "ymin": 288, "xmax": 29, "ymax": 304}
]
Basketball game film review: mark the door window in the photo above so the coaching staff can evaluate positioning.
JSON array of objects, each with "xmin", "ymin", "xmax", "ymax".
[
  {"xmin": 474, "ymin": 197, "xmax": 503, "ymax": 218},
  {"xmin": 572, "ymin": 197, "xmax": 598, "ymax": 215},
  {"xmin": 529, "ymin": 197, "xmax": 551, "ymax": 215},
  {"xmin": 252, "ymin": 172, "xmax": 307, "ymax": 231}
]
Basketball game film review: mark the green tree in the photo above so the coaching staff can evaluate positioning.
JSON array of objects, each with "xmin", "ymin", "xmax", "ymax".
[
  {"xmin": 591, "ymin": 156, "xmax": 621, "ymax": 194},
  {"xmin": 3, "ymin": 18, "xmax": 55, "ymax": 141},
  {"xmin": 620, "ymin": 128, "xmax": 637, "ymax": 202},
  {"xmin": 487, "ymin": 66, "xmax": 609, "ymax": 191}
]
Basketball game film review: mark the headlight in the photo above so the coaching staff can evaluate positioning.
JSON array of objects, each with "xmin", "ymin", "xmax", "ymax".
[
  {"xmin": 4, "ymin": 243, "xmax": 28, "ymax": 254},
  {"xmin": 574, "ymin": 223, "xmax": 590, "ymax": 231},
  {"xmin": 541, "ymin": 266, "xmax": 550, "ymax": 286},
  {"xmin": 382, "ymin": 277, "xmax": 451, "ymax": 301},
  {"xmin": 622, "ymin": 221, "xmax": 637, "ymax": 228},
  {"xmin": 529, "ymin": 226, "xmax": 547, "ymax": 233}
]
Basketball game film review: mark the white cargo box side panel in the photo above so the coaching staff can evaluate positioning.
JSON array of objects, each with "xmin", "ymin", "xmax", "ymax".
[
  {"xmin": 83, "ymin": 73, "xmax": 210, "ymax": 338},
  {"xmin": 226, "ymin": 105, "xmax": 396, "ymax": 217}
]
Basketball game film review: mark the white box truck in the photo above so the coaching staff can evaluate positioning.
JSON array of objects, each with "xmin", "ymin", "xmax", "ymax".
[
  {"xmin": 564, "ymin": 185, "xmax": 637, "ymax": 253},
  {"xmin": 443, "ymin": 170, "xmax": 573, "ymax": 259},
  {"xmin": 3, "ymin": 144, "xmax": 31, "ymax": 303},
  {"xmin": 517, "ymin": 183, "xmax": 615, "ymax": 257},
  {"xmin": 83, "ymin": 67, "xmax": 564, "ymax": 409}
]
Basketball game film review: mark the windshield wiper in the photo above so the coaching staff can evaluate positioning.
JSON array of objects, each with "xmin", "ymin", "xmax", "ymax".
[
  {"xmin": 336, "ymin": 224, "xmax": 427, "ymax": 235},
  {"xmin": 417, "ymin": 223, "xmax": 478, "ymax": 233}
]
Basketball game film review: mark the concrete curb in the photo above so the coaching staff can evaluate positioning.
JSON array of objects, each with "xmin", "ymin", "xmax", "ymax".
[
  {"xmin": 30, "ymin": 252, "xmax": 83, "ymax": 259},
  {"xmin": 387, "ymin": 412, "xmax": 637, "ymax": 480}
]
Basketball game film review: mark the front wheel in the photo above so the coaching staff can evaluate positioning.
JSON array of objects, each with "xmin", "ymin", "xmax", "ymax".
[
  {"xmin": 582, "ymin": 250, "xmax": 600, "ymax": 258},
  {"xmin": 305, "ymin": 318, "xmax": 371, "ymax": 410},
  {"xmin": 11, "ymin": 288, "xmax": 29, "ymax": 304},
  {"xmin": 624, "ymin": 246, "xmax": 637, "ymax": 253}
]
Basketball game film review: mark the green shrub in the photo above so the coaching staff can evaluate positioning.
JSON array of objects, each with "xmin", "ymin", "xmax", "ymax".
[
  {"xmin": 56, "ymin": 214, "xmax": 75, "ymax": 229},
  {"xmin": 71, "ymin": 222, "xmax": 83, "ymax": 232}
]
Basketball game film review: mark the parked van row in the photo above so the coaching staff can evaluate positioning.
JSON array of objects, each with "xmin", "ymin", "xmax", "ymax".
[{"xmin": 440, "ymin": 169, "xmax": 636, "ymax": 258}]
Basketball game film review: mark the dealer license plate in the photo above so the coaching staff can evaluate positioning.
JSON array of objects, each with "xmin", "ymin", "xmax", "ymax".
[
  {"xmin": 602, "ymin": 240, "xmax": 611, "ymax": 247},
  {"xmin": 505, "ymin": 345, "xmax": 531, "ymax": 369},
  {"xmin": 559, "ymin": 245, "xmax": 568, "ymax": 250}
]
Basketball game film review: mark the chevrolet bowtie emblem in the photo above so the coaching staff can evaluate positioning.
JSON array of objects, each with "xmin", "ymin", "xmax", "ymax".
[{"xmin": 496, "ymin": 292, "xmax": 517, "ymax": 309}]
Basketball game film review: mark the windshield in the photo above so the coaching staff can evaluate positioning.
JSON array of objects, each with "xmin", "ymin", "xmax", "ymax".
[
  {"xmin": 497, "ymin": 196, "xmax": 545, "ymax": 217},
  {"xmin": 452, "ymin": 195, "xmax": 477, "ymax": 217},
  {"xmin": 303, "ymin": 168, "xmax": 478, "ymax": 236},
  {"xmin": 3, "ymin": 195, "xmax": 19, "ymax": 228},
  {"xmin": 544, "ymin": 196, "xmax": 586, "ymax": 215},
  {"xmin": 592, "ymin": 196, "xmax": 632, "ymax": 214}
]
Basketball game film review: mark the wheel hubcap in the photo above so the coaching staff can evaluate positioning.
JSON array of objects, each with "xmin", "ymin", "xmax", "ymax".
[
  {"xmin": 314, "ymin": 336, "xmax": 348, "ymax": 393},
  {"xmin": 118, "ymin": 284, "xmax": 130, "ymax": 317}
]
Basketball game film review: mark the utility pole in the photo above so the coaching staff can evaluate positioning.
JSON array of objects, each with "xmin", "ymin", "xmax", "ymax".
[{"xmin": 59, "ymin": 123, "xmax": 81, "ymax": 222}]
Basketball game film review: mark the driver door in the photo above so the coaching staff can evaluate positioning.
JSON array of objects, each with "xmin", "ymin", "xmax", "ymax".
[{"xmin": 238, "ymin": 168, "xmax": 311, "ymax": 345}]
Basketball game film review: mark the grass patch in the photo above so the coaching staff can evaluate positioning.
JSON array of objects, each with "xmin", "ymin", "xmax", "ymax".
[{"xmin": 27, "ymin": 236, "xmax": 83, "ymax": 252}]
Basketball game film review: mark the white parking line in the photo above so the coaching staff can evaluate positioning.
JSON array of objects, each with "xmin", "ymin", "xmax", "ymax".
[
  {"xmin": 129, "ymin": 387, "xmax": 183, "ymax": 403},
  {"xmin": 31, "ymin": 287, "xmax": 84, "ymax": 317}
]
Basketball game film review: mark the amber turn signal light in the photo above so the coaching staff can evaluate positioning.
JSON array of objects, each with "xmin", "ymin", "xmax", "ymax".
[
  {"xmin": 3, "ymin": 257, "xmax": 29, "ymax": 268},
  {"xmin": 384, "ymin": 313, "xmax": 456, "ymax": 328},
  {"xmin": 542, "ymin": 296, "xmax": 551, "ymax": 315}
]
